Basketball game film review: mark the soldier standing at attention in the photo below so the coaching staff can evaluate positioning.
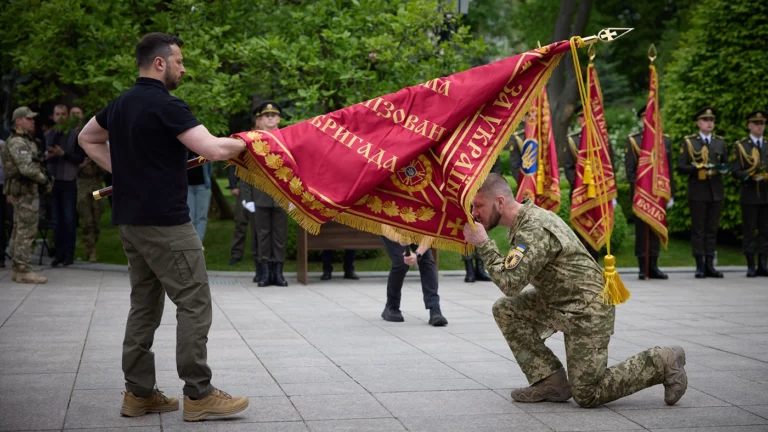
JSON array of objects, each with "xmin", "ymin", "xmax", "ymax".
[
  {"xmin": 463, "ymin": 173, "xmax": 687, "ymax": 408},
  {"xmin": 732, "ymin": 110, "xmax": 768, "ymax": 277},
  {"xmin": 677, "ymin": 106, "xmax": 728, "ymax": 278},
  {"xmin": 250, "ymin": 100, "xmax": 289, "ymax": 287},
  {"xmin": 625, "ymin": 105, "xmax": 674, "ymax": 279},
  {"xmin": 0, "ymin": 107, "xmax": 49, "ymax": 284}
]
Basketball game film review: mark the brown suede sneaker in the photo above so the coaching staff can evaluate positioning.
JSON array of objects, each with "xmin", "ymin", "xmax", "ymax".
[
  {"xmin": 660, "ymin": 346, "xmax": 687, "ymax": 405},
  {"xmin": 12, "ymin": 272, "xmax": 48, "ymax": 284},
  {"xmin": 120, "ymin": 390, "xmax": 179, "ymax": 417},
  {"xmin": 183, "ymin": 388, "xmax": 249, "ymax": 421},
  {"xmin": 511, "ymin": 368, "xmax": 572, "ymax": 403}
]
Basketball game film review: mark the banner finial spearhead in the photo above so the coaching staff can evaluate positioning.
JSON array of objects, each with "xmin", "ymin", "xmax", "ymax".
[
  {"xmin": 581, "ymin": 28, "xmax": 633, "ymax": 45},
  {"xmin": 648, "ymin": 43, "xmax": 657, "ymax": 63}
]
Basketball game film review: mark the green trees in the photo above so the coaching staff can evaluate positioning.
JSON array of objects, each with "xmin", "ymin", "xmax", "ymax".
[
  {"xmin": 1, "ymin": 0, "xmax": 486, "ymax": 134},
  {"xmin": 661, "ymin": 0, "xmax": 768, "ymax": 236}
]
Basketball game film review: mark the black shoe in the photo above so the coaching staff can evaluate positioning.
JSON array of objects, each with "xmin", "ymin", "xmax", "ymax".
[
  {"xmin": 381, "ymin": 307, "xmax": 404, "ymax": 322},
  {"xmin": 474, "ymin": 258, "xmax": 492, "ymax": 281},
  {"xmin": 757, "ymin": 254, "xmax": 768, "ymax": 277},
  {"xmin": 463, "ymin": 258, "xmax": 475, "ymax": 283},
  {"xmin": 637, "ymin": 257, "xmax": 647, "ymax": 280},
  {"xmin": 321, "ymin": 269, "xmax": 332, "ymax": 280},
  {"xmin": 256, "ymin": 262, "xmax": 271, "ymax": 287},
  {"xmin": 343, "ymin": 271, "xmax": 359, "ymax": 280},
  {"xmin": 694, "ymin": 255, "xmax": 706, "ymax": 279},
  {"xmin": 273, "ymin": 262, "xmax": 288, "ymax": 287},
  {"xmin": 229, "ymin": 257, "xmax": 241, "ymax": 266},
  {"xmin": 649, "ymin": 256, "xmax": 668, "ymax": 279},
  {"xmin": 0, "ymin": 261, "xmax": 4, "ymax": 268},
  {"xmin": 705, "ymin": 255, "xmax": 723, "ymax": 278},
  {"xmin": 51, "ymin": 259, "xmax": 62, "ymax": 268},
  {"xmin": 428, "ymin": 308, "xmax": 448, "ymax": 326},
  {"xmin": 747, "ymin": 255, "xmax": 757, "ymax": 278},
  {"xmin": 252, "ymin": 264, "xmax": 263, "ymax": 283}
]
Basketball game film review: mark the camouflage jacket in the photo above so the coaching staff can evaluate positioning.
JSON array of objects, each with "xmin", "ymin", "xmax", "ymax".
[
  {"xmin": 1, "ymin": 131, "xmax": 47, "ymax": 195},
  {"xmin": 476, "ymin": 199, "xmax": 615, "ymax": 335}
]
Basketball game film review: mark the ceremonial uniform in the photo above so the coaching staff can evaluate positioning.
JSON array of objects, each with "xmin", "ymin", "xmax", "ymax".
[
  {"xmin": 676, "ymin": 107, "xmax": 727, "ymax": 278},
  {"xmin": 227, "ymin": 165, "xmax": 257, "ymax": 266},
  {"xmin": 1, "ymin": 107, "xmax": 49, "ymax": 284},
  {"xmin": 626, "ymin": 111, "xmax": 675, "ymax": 279},
  {"xmin": 475, "ymin": 198, "xmax": 682, "ymax": 407},
  {"xmin": 732, "ymin": 110, "xmax": 768, "ymax": 276},
  {"xmin": 76, "ymin": 132, "xmax": 106, "ymax": 263},
  {"xmin": 251, "ymin": 101, "xmax": 288, "ymax": 287}
]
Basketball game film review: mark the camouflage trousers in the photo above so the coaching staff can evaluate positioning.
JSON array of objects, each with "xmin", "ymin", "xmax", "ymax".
[
  {"xmin": 77, "ymin": 177, "xmax": 104, "ymax": 252},
  {"xmin": 493, "ymin": 290, "xmax": 665, "ymax": 408},
  {"xmin": 10, "ymin": 194, "xmax": 39, "ymax": 273}
]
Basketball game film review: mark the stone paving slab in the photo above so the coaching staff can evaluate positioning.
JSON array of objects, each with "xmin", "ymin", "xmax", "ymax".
[{"xmin": 1, "ymin": 266, "xmax": 768, "ymax": 431}]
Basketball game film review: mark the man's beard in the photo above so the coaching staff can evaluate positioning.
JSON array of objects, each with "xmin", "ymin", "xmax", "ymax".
[
  {"xmin": 164, "ymin": 68, "xmax": 180, "ymax": 90},
  {"xmin": 486, "ymin": 205, "xmax": 501, "ymax": 231}
]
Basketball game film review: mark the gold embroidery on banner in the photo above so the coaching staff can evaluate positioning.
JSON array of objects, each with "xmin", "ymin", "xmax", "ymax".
[
  {"xmin": 391, "ymin": 155, "xmax": 433, "ymax": 193},
  {"xmin": 357, "ymin": 194, "xmax": 436, "ymax": 223}
]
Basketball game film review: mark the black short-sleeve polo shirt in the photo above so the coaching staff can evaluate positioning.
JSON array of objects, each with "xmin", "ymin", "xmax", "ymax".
[{"xmin": 96, "ymin": 77, "xmax": 201, "ymax": 226}]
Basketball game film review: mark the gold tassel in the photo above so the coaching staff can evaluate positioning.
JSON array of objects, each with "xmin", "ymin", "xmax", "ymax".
[
  {"xmin": 601, "ymin": 255, "xmax": 630, "ymax": 305},
  {"xmin": 583, "ymin": 161, "xmax": 596, "ymax": 198},
  {"xmin": 536, "ymin": 164, "xmax": 545, "ymax": 194}
]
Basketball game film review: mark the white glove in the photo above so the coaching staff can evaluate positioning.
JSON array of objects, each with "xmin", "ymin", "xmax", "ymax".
[
  {"xmin": 666, "ymin": 198, "xmax": 674, "ymax": 209},
  {"xmin": 755, "ymin": 176, "xmax": 764, "ymax": 182},
  {"xmin": 242, "ymin": 200, "xmax": 256, "ymax": 213},
  {"xmin": 611, "ymin": 198, "xmax": 617, "ymax": 209}
]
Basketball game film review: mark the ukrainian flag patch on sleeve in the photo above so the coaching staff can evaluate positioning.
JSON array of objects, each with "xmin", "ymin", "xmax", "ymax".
[{"xmin": 504, "ymin": 244, "xmax": 527, "ymax": 269}]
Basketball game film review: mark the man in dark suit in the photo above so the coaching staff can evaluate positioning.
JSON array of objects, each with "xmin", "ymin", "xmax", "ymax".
[
  {"xmin": 626, "ymin": 105, "xmax": 675, "ymax": 279},
  {"xmin": 677, "ymin": 106, "xmax": 728, "ymax": 278},
  {"xmin": 732, "ymin": 110, "xmax": 768, "ymax": 277}
]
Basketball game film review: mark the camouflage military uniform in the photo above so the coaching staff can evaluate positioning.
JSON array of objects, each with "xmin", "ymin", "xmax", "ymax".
[
  {"xmin": 476, "ymin": 199, "xmax": 666, "ymax": 407},
  {"xmin": 0, "ymin": 129, "xmax": 49, "ymax": 282},
  {"xmin": 77, "ymin": 157, "xmax": 105, "ymax": 261}
]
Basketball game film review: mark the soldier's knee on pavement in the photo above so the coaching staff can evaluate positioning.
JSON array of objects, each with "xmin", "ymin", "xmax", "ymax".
[{"xmin": 571, "ymin": 385, "xmax": 601, "ymax": 408}]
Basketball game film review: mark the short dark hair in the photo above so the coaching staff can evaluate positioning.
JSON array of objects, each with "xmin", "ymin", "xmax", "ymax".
[
  {"xmin": 477, "ymin": 173, "xmax": 514, "ymax": 200},
  {"xmin": 135, "ymin": 32, "xmax": 184, "ymax": 68}
]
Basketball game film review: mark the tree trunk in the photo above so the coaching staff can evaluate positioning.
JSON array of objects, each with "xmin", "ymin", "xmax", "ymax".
[
  {"xmin": 547, "ymin": 0, "xmax": 593, "ymax": 155},
  {"xmin": 208, "ymin": 179, "xmax": 234, "ymax": 220}
]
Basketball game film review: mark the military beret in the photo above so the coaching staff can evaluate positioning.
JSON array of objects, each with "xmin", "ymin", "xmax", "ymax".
[
  {"xmin": 747, "ymin": 110, "xmax": 767, "ymax": 123},
  {"xmin": 253, "ymin": 100, "xmax": 282, "ymax": 117},
  {"xmin": 693, "ymin": 106, "xmax": 716, "ymax": 121}
]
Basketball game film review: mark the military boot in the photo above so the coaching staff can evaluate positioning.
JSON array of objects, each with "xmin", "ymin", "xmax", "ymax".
[
  {"xmin": 12, "ymin": 271, "xmax": 48, "ymax": 284},
  {"xmin": 660, "ymin": 346, "xmax": 687, "ymax": 405},
  {"xmin": 256, "ymin": 262, "xmax": 271, "ymax": 287},
  {"xmin": 705, "ymin": 255, "xmax": 723, "ymax": 278},
  {"xmin": 463, "ymin": 258, "xmax": 475, "ymax": 283},
  {"xmin": 746, "ymin": 255, "xmax": 757, "ymax": 278},
  {"xmin": 694, "ymin": 255, "xmax": 706, "ymax": 279},
  {"xmin": 120, "ymin": 390, "xmax": 178, "ymax": 417},
  {"xmin": 637, "ymin": 257, "xmax": 648, "ymax": 279},
  {"xmin": 474, "ymin": 257, "xmax": 492, "ymax": 281},
  {"xmin": 252, "ymin": 262, "xmax": 263, "ymax": 283},
  {"xmin": 381, "ymin": 306, "xmax": 404, "ymax": 322},
  {"xmin": 273, "ymin": 262, "xmax": 288, "ymax": 287},
  {"xmin": 649, "ymin": 256, "xmax": 668, "ymax": 279},
  {"xmin": 757, "ymin": 254, "xmax": 768, "ymax": 277},
  {"xmin": 511, "ymin": 368, "xmax": 571, "ymax": 403},
  {"xmin": 183, "ymin": 388, "xmax": 249, "ymax": 422}
]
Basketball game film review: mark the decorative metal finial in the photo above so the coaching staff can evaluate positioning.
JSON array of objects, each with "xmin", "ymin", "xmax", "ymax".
[
  {"xmin": 588, "ymin": 44, "xmax": 596, "ymax": 61},
  {"xmin": 581, "ymin": 28, "xmax": 633, "ymax": 45},
  {"xmin": 648, "ymin": 43, "xmax": 657, "ymax": 63}
]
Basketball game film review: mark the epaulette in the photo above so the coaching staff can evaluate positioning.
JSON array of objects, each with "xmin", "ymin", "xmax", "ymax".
[
  {"xmin": 627, "ymin": 132, "xmax": 641, "ymax": 138},
  {"xmin": 713, "ymin": 134, "xmax": 724, "ymax": 140},
  {"xmin": 685, "ymin": 134, "xmax": 697, "ymax": 139},
  {"xmin": 568, "ymin": 132, "xmax": 580, "ymax": 138},
  {"xmin": 663, "ymin": 133, "xmax": 670, "ymax": 138}
]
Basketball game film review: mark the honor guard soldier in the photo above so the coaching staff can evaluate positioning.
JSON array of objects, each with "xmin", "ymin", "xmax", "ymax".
[
  {"xmin": 250, "ymin": 100, "xmax": 289, "ymax": 287},
  {"xmin": 626, "ymin": 105, "xmax": 674, "ymax": 279},
  {"xmin": 677, "ymin": 106, "xmax": 728, "ymax": 278},
  {"xmin": 732, "ymin": 110, "xmax": 768, "ymax": 277}
]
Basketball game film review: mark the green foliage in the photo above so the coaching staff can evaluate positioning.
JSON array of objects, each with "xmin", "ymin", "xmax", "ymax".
[
  {"xmin": 1, "ymin": 0, "xmax": 487, "ymax": 134},
  {"xmin": 661, "ymin": 0, "xmax": 768, "ymax": 236}
]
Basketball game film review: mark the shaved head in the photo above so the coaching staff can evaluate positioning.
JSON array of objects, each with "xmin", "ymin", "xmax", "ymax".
[{"xmin": 477, "ymin": 173, "xmax": 514, "ymax": 201}]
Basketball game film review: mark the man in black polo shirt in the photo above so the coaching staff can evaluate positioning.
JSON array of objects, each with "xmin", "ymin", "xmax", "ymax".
[{"xmin": 78, "ymin": 32, "xmax": 248, "ymax": 422}]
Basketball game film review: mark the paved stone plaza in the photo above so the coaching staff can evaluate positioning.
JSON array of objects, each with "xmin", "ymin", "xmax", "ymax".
[{"xmin": 1, "ymin": 266, "xmax": 767, "ymax": 431}]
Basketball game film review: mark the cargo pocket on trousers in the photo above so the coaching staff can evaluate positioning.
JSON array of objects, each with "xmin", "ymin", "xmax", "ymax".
[{"xmin": 169, "ymin": 237, "xmax": 207, "ymax": 285}]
